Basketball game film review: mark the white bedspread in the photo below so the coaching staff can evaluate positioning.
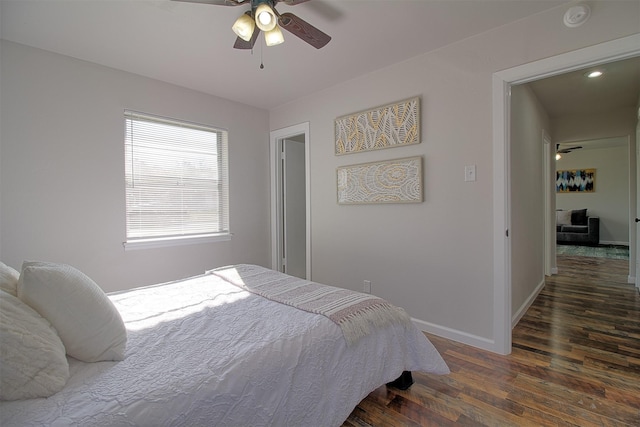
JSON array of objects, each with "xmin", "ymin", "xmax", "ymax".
[{"xmin": 0, "ymin": 266, "xmax": 449, "ymax": 427}]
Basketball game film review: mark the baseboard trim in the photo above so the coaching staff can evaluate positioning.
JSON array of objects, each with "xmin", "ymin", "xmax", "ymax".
[
  {"xmin": 412, "ymin": 317, "xmax": 496, "ymax": 353},
  {"xmin": 512, "ymin": 279, "xmax": 545, "ymax": 328},
  {"xmin": 629, "ymin": 275, "xmax": 636, "ymax": 285},
  {"xmin": 551, "ymin": 267, "xmax": 558, "ymax": 275}
]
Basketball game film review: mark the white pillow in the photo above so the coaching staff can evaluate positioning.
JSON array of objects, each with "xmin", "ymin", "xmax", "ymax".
[
  {"xmin": 17, "ymin": 261, "xmax": 127, "ymax": 362},
  {"xmin": 556, "ymin": 210, "xmax": 572, "ymax": 226},
  {"xmin": 0, "ymin": 262, "xmax": 19, "ymax": 297},
  {"xmin": 0, "ymin": 290, "xmax": 69, "ymax": 400}
]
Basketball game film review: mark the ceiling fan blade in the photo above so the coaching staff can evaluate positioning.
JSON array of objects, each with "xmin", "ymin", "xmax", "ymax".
[
  {"xmin": 278, "ymin": 12, "xmax": 331, "ymax": 49},
  {"xmin": 234, "ymin": 28, "xmax": 261, "ymax": 49},
  {"xmin": 558, "ymin": 146, "xmax": 583, "ymax": 153},
  {"xmin": 278, "ymin": 0, "xmax": 312, "ymax": 5},
  {"xmin": 171, "ymin": 0, "xmax": 246, "ymax": 6}
]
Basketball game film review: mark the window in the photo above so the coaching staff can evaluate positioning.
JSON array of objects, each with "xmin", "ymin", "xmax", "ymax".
[{"xmin": 124, "ymin": 110, "xmax": 229, "ymax": 249}]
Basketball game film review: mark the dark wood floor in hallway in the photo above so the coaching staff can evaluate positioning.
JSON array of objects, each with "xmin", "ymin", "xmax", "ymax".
[{"xmin": 343, "ymin": 256, "xmax": 640, "ymax": 426}]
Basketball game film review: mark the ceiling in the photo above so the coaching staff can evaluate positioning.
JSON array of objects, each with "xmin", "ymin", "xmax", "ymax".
[
  {"xmin": 557, "ymin": 136, "xmax": 628, "ymax": 152},
  {"xmin": 1, "ymin": 0, "xmax": 572, "ymax": 110},
  {"xmin": 527, "ymin": 55, "xmax": 640, "ymax": 151},
  {"xmin": 527, "ymin": 56, "xmax": 640, "ymax": 118}
]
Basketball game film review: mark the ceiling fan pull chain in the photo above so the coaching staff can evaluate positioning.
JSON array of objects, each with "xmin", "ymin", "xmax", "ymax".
[{"xmin": 260, "ymin": 33, "xmax": 265, "ymax": 69}]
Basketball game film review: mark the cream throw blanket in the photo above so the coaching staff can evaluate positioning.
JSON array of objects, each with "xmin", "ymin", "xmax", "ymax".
[{"xmin": 208, "ymin": 264, "xmax": 412, "ymax": 346}]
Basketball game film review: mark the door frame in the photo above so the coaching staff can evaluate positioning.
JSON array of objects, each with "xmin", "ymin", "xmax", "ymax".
[
  {"xmin": 492, "ymin": 33, "xmax": 640, "ymax": 355},
  {"xmin": 542, "ymin": 129, "xmax": 557, "ymax": 277},
  {"xmin": 636, "ymin": 115, "xmax": 640, "ymax": 289},
  {"xmin": 270, "ymin": 122, "xmax": 311, "ymax": 279}
]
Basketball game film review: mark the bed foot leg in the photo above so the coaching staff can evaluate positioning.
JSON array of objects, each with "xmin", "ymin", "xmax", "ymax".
[{"xmin": 386, "ymin": 371, "xmax": 414, "ymax": 390}]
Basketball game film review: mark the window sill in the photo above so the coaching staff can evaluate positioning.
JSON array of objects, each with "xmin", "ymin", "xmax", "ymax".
[{"xmin": 123, "ymin": 233, "xmax": 232, "ymax": 251}]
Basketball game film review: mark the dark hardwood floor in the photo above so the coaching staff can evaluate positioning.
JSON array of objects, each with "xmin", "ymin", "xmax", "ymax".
[{"xmin": 343, "ymin": 255, "xmax": 640, "ymax": 426}]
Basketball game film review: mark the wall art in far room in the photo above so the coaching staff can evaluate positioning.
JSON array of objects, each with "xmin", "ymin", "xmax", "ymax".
[{"xmin": 556, "ymin": 168, "xmax": 595, "ymax": 193}]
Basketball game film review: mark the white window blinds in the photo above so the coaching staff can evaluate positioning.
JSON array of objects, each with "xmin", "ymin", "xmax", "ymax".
[{"xmin": 124, "ymin": 111, "xmax": 229, "ymax": 244}]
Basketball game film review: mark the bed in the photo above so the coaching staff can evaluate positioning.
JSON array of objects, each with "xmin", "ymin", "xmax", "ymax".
[{"xmin": 0, "ymin": 262, "xmax": 449, "ymax": 426}]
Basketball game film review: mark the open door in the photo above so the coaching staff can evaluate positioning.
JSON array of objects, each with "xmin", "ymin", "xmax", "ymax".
[
  {"xmin": 269, "ymin": 123, "xmax": 311, "ymax": 280},
  {"xmin": 281, "ymin": 139, "xmax": 306, "ymax": 278},
  {"xmin": 493, "ymin": 33, "xmax": 640, "ymax": 355}
]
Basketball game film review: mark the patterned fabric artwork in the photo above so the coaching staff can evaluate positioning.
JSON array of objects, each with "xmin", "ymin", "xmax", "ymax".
[
  {"xmin": 556, "ymin": 169, "xmax": 595, "ymax": 192},
  {"xmin": 335, "ymin": 97, "xmax": 420, "ymax": 155},
  {"xmin": 337, "ymin": 156, "xmax": 422, "ymax": 204}
]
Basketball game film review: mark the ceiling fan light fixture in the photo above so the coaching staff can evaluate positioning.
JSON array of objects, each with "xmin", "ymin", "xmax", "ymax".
[
  {"xmin": 555, "ymin": 153, "xmax": 562, "ymax": 160},
  {"xmin": 255, "ymin": 3, "xmax": 277, "ymax": 32},
  {"xmin": 232, "ymin": 12, "xmax": 255, "ymax": 42},
  {"xmin": 265, "ymin": 25, "xmax": 284, "ymax": 46}
]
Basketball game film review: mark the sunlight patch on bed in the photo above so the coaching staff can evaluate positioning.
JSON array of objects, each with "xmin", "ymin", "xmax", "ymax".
[{"xmin": 109, "ymin": 274, "xmax": 250, "ymax": 331}]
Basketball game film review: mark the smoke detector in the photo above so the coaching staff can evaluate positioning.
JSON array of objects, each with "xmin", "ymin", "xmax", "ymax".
[{"xmin": 563, "ymin": 4, "xmax": 591, "ymax": 28}]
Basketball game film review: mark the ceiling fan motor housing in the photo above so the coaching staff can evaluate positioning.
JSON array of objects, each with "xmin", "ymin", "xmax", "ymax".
[{"xmin": 175, "ymin": 0, "xmax": 330, "ymax": 49}]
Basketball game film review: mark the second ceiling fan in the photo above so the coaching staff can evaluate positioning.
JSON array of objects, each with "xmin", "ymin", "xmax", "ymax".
[
  {"xmin": 174, "ymin": 0, "xmax": 331, "ymax": 49},
  {"xmin": 556, "ymin": 144, "xmax": 583, "ymax": 154}
]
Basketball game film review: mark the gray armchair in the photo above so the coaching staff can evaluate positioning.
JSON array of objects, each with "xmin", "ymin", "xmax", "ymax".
[{"xmin": 556, "ymin": 209, "xmax": 599, "ymax": 246}]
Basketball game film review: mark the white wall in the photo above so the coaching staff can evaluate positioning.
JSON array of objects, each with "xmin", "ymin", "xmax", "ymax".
[
  {"xmin": 269, "ymin": 1, "xmax": 640, "ymax": 347},
  {"xmin": 556, "ymin": 145, "xmax": 630, "ymax": 244},
  {"xmin": 0, "ymin": 41, "xmax": 271, "ymax": 292},
  {"xmin": 510, "ymin": 84, "xmax": 549, "ymax": 321}
]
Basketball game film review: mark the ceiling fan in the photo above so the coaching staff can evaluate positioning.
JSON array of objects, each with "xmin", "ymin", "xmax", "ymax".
[
  {"xmin": 173, "ymin": 0, "xmax": 331, "ymax": 50},
  {"xmin": 556, "ymin": 144, "xmax": 583, "ymax": 154},
  {"xmin": 555, "ymin": 143, "xmax": 582, "ymax": 160}
]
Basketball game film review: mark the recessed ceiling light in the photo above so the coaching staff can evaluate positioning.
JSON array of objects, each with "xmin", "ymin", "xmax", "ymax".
[{"xmin": 586, "ymin": 70, "xmax": 604, "ymax": 78}]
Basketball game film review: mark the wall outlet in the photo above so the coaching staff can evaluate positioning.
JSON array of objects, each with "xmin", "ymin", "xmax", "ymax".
[
  {"xmin": 465, "ymin": 165, "xmax": 477, "ymax": 182},
  {"xmin": 363, "ymin": 280, "xmax": 371, "ymax": 293}
]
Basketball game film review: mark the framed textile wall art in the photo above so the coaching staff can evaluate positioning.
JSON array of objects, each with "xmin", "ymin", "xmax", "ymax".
[
  {"xmin": 337, "ymin": 156, "xmax": 423, "ymax": 205},
  {"xmin": 556, "ymin": 169, "xmax": 595, "ymax": 193},
  {"xmin": 334, "ymin": 97, "xmax": 420, "ymax": 155}
]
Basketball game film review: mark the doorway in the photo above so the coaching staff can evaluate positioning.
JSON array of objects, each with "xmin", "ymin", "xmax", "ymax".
[
  {"xmin": 270, "ymin": 123, "xmax": 311, "ymax": 280},
  {"xmin": 492, "ymin": 33, "xmax": 640, "ymax": 355}
]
